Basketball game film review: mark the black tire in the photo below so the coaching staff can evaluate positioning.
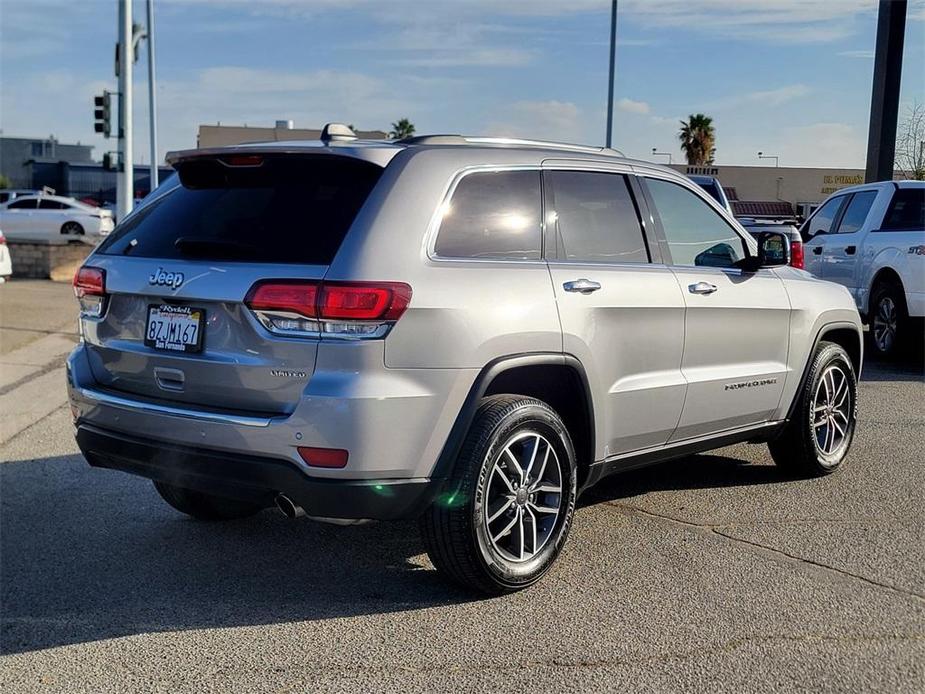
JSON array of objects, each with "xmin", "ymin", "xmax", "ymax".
[
  {"xmin": 769, "ymin": 341, "xmax": 857, "ymax": 477},
  {"xmin": 867, "ymin": 280, "xmax": 907, "ymax": 358},
  {"xmin": 420, "ymin": 395, "xmax": 577, "ymax": 595},
  {"xmin": 61, "ymin": 221, "xmax": 84, "ymax": 236},
  {"xmin": 153, "ymin": 480, "xmax": 263, "ymax": 521}
]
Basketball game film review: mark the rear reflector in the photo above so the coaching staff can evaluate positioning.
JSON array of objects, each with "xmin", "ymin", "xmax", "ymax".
[
  {"xmin": 73, "ymin": 267, "xmax": 106, "ymax": 298},
  {"xmin": 297, "ymin": 446, "xmax": 349, "ymax": 468},
  {"xmin": 790, "ymin": 240, "xmax": 805, "ymax": 270}
]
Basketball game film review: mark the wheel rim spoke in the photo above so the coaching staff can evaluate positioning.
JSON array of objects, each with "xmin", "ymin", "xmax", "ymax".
[{"xmin": 484, "ymin": 431, "xmax": 563, "ymax": 563}]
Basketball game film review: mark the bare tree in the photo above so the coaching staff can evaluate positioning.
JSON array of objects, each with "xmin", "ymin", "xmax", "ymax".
[{"xmin": 896, "ymin": 101, "xmax": 925, "ymax": 180}]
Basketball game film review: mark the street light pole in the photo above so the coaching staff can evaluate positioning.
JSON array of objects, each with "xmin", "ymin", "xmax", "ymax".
[
  {"xmin": 652, "ymin": 148, "xmax": 673, "ymax": 164},
  {"xmin": 605, "ymin": 0, "xmax": 618, "ymax": 148},
  {"xmin": 758, "ymin": 151, "xmax": 779, "ymax": 167},
  {"xmin": 146, "ymin": 0, "xmax": 158, "ymax": 190},
  {"xmin": 116, "ymin": 0, "xmax": 133, "ymax": 220}
]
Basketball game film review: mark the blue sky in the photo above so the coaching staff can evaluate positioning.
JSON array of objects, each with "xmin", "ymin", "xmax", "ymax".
[{"xmin": 1, "ymin": 0, "xmax": 923, "ymax": 168}]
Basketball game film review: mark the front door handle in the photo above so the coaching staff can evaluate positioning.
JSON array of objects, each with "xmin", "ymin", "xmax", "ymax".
[
  {"xmin": 563, "ymin": 279, "xmax": 602, "ymax": 294},
  {"xmin": 688, "ymin": 281, "xmax": 718, "ymax": 295},
  {"xmin": 813, "ymin": 246, "xmax": 823, "ymax": 255},
  {"xmin": 845, "ymin": 245, "xmax": 857, "ymax": 255}
]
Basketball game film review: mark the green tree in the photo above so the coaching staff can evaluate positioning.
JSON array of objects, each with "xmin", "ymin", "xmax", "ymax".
[
  {"xmin": 679, "ymin": 114, "xmax": 716, "ymax": 165},
  {"xmin": 0, "ymin": 174, "xmax": 11, "ymax": 189},
  {"xmin": 388, "ymin": 118, "xmax": 416, "ymax": 140}
]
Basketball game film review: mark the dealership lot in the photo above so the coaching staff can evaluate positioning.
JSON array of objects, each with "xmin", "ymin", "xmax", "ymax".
[{"xmin": 1, "ymin": 280, "xmax": 923, "ymax": 693}]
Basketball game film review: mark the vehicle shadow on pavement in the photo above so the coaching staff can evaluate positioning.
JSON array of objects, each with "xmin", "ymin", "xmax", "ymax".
[{"xmin": 0, "ymin": 456, "xmax": 474, "ymax": 656}]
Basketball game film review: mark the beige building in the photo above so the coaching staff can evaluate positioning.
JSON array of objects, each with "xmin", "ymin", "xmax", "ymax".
[
  {"xmin": 197, "ymin": 122, "xmax": 388, "ymax": 149},
  {"xmin": 668, "ymin": 163, "xmax": 904, "ymax": 218}
]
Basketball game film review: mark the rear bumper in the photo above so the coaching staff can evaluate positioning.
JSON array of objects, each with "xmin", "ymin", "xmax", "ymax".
[{"xmin": 76, "ymin": 424, "xmax": 437, "ymax": 520}]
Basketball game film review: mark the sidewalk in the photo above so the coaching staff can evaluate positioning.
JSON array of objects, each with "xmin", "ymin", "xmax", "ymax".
[{"xmin": 0, "ymin": 280, "xmax": 78, "ymax": 445}]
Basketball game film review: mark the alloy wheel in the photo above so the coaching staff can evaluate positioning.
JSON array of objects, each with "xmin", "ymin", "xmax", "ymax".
[
  {"xmin": 812, "ymin": 364, "xmax": 852, "ymax": 457},
  {"xmin": 872, "ymin": 296, "xmax": 897, "ymax": 353},
  {"xmin": 483, "ymin": 432, "xmax": 563, "ymax": 563}
]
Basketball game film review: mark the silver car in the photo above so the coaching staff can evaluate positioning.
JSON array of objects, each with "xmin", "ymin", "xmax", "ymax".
[{"xmin": 68, "ymin": 125, "xmax": 863, "ymax": 593}]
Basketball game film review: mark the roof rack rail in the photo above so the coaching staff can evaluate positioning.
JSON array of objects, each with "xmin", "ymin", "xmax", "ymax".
[{"xmin": 399, "ymin": 134, "xmax": 624, "ymax": 157}]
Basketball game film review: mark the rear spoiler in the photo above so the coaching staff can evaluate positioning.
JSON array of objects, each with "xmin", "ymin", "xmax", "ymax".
[{"xmin": 165, "ymin": 143, "xmax": 399, "ymax": 168}]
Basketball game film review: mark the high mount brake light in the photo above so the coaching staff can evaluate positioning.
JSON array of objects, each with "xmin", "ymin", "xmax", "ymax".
[
  {"xmin": 244, "ymin": 280, "xmax": 412, "ymax": 339},
  {"xmin": 221, "ymin": 154, "xmax": 264, "ymax": 167}
]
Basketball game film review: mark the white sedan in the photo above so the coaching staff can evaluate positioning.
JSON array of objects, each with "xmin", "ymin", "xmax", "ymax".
[{"xmin": 0, "ymin": 195, "xmax": 114, "ymax": 244}]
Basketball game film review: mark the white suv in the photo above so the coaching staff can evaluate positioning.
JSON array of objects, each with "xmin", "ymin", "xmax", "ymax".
[{"xmin": 802, "ymin": 181, "xmax": 924, "ymax": 356}]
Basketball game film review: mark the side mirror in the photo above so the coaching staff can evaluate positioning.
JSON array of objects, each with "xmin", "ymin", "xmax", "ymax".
[{"xmin": 743, "ymin": 231, "xmax": 790, "ymax": 271}]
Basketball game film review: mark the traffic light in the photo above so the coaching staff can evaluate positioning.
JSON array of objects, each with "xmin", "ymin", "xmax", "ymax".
[
  {"xmin": 94, "ymin": 92, "xmax": 112, "ymax": 138},
  {"xmin": 102, "ymin": 152, "xmax": 116, "ymax": 171}
]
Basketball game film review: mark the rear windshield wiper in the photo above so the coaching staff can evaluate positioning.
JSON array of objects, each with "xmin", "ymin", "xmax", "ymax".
[{"xmin": 174, "ymin": 236, "xmax": 257, "ymax": 259}]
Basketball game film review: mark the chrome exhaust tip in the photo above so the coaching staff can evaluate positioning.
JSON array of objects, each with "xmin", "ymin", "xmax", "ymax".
[{"xmin": 275, "ymin": 493, "xmax": 306, "ymax": 519}]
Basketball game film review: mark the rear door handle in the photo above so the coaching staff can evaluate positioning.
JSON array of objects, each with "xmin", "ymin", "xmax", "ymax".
[
  {"xmin": 845, "ymin": 245, "xmax": 857, "ymax": 255},
  {"xmin": 813, "ymin": 246, "xmax": 823, "ymax": 255},
  {"xmin": 563, "ymin": 279, "xmax": 601, "ymax": 294},
  {"xmin": 688, "ymin": 282, "xmax": 718, "ymax": 295}
]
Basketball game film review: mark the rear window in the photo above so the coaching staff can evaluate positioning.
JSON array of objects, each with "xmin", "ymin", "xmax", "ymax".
[
  {"xmin": 97, "ymin": 155, "xmax": 383, "ymax": 264},
  {"xmin": 881, "ymin": 188, "xmax": 925, "ymax": 231},
  {"xmin": 434, "ymin": 170, "xmax": 542, "ymax": 260}
]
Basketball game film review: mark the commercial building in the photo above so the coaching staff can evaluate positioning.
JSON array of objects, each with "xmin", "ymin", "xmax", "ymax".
[
  {"xmin": 0, "ymin": 136, "xmax": 94, "ymax": 189},
  {"xmin": 667, "ymin": 163, "xmax": 905, "ymax": 220},
  {"xmin": 198, "ymin": 120, "xmax": 388, "ymax": 148}
]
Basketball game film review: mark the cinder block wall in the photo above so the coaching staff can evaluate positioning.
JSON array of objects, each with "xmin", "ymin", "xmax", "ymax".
[{"xmin": 8, "ymin": 241, "xmax": 93, "ymax": 281}]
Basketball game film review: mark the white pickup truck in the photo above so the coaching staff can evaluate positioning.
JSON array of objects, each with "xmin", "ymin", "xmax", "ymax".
[{"xmin": 802, "ymin": 181, "xmax": 924, "ymax": 357}]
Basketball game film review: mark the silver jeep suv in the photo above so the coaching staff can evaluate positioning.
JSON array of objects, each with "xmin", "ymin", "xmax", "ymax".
[{"xmin": 68, "ymin": 126, "xmax": 863, "ymax": 593}]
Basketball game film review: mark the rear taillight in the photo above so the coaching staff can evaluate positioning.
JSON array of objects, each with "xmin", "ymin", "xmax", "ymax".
[
  {"xmin": 790, "ymin": 240, "xmax": 805, "ymax": 269},
  {"xmin": 73, "ymin": 266, "xmax": 107, "ymax": 317},
  {"xmin": 0, "ymin": 234, "xmax": 6, "ymax": 245},
  {"xmin": 244, "ymin": 280, "xmax": 412, "ymax": 339}
]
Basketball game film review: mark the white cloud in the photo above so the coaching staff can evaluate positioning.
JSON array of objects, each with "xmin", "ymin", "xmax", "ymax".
[
  {"xmin": 485, "ymin": 100, "xmax": 586, "ymax": 143},
  {"xmin": 838, "ymin": 49, "xmax": 876, "ymax": 59},
  {"xmin": 617, "ymin": 98, "xmax": 650, "ymax": 115},
  {"xmin": 744, "ymin": 84, "xmax": 812, "ymax": 106}
]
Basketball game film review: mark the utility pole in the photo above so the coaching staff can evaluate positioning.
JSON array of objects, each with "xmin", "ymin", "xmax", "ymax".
[
  {"xmin": 116, "ymin": 0, "xmax": 134, "ymax": 220},
  {"xmin": 605, "ymin": 0, "xmax": 618, "ymax": 148},
  {"xmin": 865, "ymin": 0, "xmax": 907, "ymax": 182},
  {"xmin": 146, "ymin": 0, "xmax": 158, "ymax": 190}
]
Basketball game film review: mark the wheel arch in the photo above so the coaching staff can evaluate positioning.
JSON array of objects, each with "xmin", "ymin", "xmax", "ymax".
[
  {"xmin": 867, "ymin": 266, "xmax": 905, "ymax": 317},
  {"xmin": 785, "ymin": 322, "xmax": 862, "ymax": 421},
  {"xmin": 431, "ymin": 353, "xmax": 596, "ymax": 486}
]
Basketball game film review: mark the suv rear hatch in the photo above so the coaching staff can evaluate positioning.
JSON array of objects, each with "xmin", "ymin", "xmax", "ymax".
[{"xmin": 81, "ymin": 153, "xmax": 384, "ymax": 415}]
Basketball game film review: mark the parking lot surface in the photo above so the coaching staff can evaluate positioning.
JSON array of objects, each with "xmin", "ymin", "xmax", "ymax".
[{"xmin": 1, "ymin": 280, "xmax": 923, "ymax": 693}]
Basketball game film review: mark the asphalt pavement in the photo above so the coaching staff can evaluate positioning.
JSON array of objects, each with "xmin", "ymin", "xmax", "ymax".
[{"xmin": 1, "ymin": 280, "xmax": 923, "ymax": 693}]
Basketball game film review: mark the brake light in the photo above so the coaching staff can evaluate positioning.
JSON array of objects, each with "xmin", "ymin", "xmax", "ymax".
[
  {"xmin": 246, "ymin": 282, "xmax": 318, "ymax": 318},
  {"xmin": 790, "ymin": 240, "xmax": 805, "ymax": 269},
  {"xmin": 73, "ymin": 266, "xmax": 107, "ymax": 317},
  {"xmin": 319, "ymin": 282, "xmax": 412, "ymax": 320},
  {"xmin": 222, "ymin": 154, "xmax": 264, "ymax": 167},
  {"xmin": 245, "ymin": 280, "xmax": 412, "ymax": 339},
  {"xmin": 0, "ymin": 234, "xmax": 6, "ymax": 245},
  {"xmin": 73, "ymin": 266, "xmax": 105, "ymax": 297},
  {"xmin": 297, "ymin": 446, "xmax": 349, "ymax": 469}
]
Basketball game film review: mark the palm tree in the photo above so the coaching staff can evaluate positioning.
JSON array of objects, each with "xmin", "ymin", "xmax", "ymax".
[
  {"xmin": 389, "ymin": 118, "xmax": 416, "ymax": 140},
  {"xmin": 678, "ymin": 114, "xmax": 716, "ymax": 165}
]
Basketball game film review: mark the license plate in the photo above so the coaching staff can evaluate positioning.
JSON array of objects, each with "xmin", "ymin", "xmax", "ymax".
[{"xmin": 144, "ymin": 304, "xmax": 204, "ymax": 353}]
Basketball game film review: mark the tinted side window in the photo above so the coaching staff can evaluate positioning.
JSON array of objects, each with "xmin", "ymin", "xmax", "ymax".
[
  {"xmin": 804, "ymin": 195, "xmax": 847, "ymax": 238},
  {"xmin": 836, "ymin": 191, "xmax": 877, "ymax": 234},
  {"xmin": 645, "ymin": 178, "xmax": 746, "ymax": 268},
  {"xmin": 434, "ymin": 170, "xmax": 541, "ymax": 260},
  {"xmin": 6, "ymin": 199, "xmax": 36, "ymax": 210},
  {"xmin": 38, "ymin": 199, "xmax": 69, "ymax": 210},
  {"xmin": 545, "ymin": 171, "xmax": 648, "ymax": 263},
  {"xmin": 881, "ymin": 188, "xmax": 925, "ymax": 231}
]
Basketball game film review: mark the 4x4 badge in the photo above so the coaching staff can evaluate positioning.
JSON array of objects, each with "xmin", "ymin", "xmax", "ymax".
[{"xmin": 149, "ymin": 267, "xmax": 184, "ymax": 289}]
